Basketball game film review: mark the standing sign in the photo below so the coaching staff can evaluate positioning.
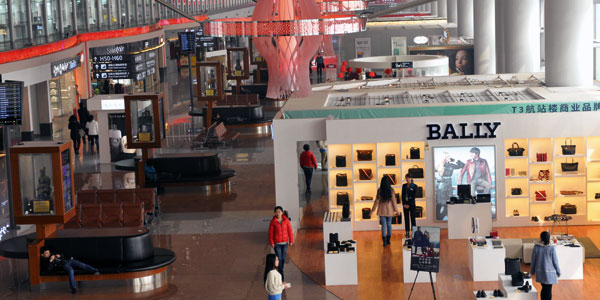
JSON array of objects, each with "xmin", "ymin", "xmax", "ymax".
[
  {"xmin": 410, "ymin": 226, "xmax": 441, "ymax": 273},
  {"xmin": 391, "ymin": 37, "xmax": 407, "ymax": 56},
  {"xmin": 354, "ymin": 38, "xmax": 371, "ymax": 58}
]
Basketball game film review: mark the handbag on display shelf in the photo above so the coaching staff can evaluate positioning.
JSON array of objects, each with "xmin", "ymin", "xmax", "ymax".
[
  {"xmin": 336, "ymin": 192, "xmax": 349, "ymax": 206},
  {"xmin": 561, "ymin": 158, "xmax": 579, "ymax": 172},
  {"xmin": 507, "ymin": 142, "xmax": 525, "ymax": 156},
  {"xmin": 336, "ymin": 173, "xmax": 348, "ymax": 186},
  {"xmin": 511, "ymin": 188, "xmax": 522, "ymax": 196},
  {"xmin": 596, "ymin": 193, "xmax": 600, "ymax": 199},
  {"xmin": 395, "ymin": 193, "xmax": 401, "ymax": 204},
  {"xmin": 362, "ymin": 208, "xmax": 372, "ymax": 219},
  {"xmin": 329, "ymin": 233, "xmax": 339, "ymax": 244},
  {"xmin": 561, "ymin": 138, "xmax": 576, "ymax": 155},
  {"xmin": 391, "ymin": 214, "xmax": 402, "ymax": 224},
  {"xmin": 511, "ymin": 272, "xmax": 525, "ymax": 287},
  {"xmin": 359, "ymin": 168, "xmax": 373, "ymax": 180},
  {"xmin": 536, "ymin": 153, "xmax": 548, "ymax": 162},
  {"xmin": 535, "ymin": 190, "xmax": 547, "ymax": 201},
  {"xmin": 505, "ymin": 257, "xmax": 521, "ymax": 276},
  {"xmin": 357, "ymin": 150, "xmax": 373, "ymax": 161},
  {"xmin": 559, "ymin": 190, "xmax": 583, "ymax": 196},
  {"xmin": 342, "ymin": 201, "xmax": 350, "ymax": 220},
  {"xmin": 385, "ymin": 154, "xmax": 396, "ymax": 166},
  {"xmin": 415, "ymin": 186, "xmax": 424, "ymax": 198},
  {"xmin": 335, "ymin": 155, "xmax": 347, "ymax": 168},
  {"xmin": 415, "ymin": 206, "xmax": 423, "ymax": 218},
  {"xmin": 561, "ymin": 203, "xmax": 577, "ymax": 215},
  {"xmin": 537, "ymin": 169, "xmax": 550, "ymax": 181},
  {"xmin": 384, "ymin": 174, "xmax": 397, "ymax": 185},
  {"xmin": 360, "ymin": 196, "xmax": 373, "ymax": 201},
  {"xmin": 408, "ymin": 165, "xmax": 424, "ymax": 178},
  {"xmin": 410, "ymin": 147, "xmax": 421, "ymax": 159}
]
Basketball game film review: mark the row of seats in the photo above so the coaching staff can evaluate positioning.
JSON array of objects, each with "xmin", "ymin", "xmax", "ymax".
[
  {"xmin": 65, "ymin": 202, "xmax": 145, "ymax": 228},
  {"xmin": 76, "ymin": 188, "xmax": 157, "ymax": 218}
]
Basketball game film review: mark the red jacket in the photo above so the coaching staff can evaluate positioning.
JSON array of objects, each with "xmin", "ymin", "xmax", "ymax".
[
  {"xmin": 269, "ymin": 215, "xmax": 294, "ymax": 245},
  {"xmin": 459, "ymin": 158, "xmax": 492, "ymax": 184},
  {"xmin": 299, "ymin": 151, "xmax": 317, "ymax": 168}
]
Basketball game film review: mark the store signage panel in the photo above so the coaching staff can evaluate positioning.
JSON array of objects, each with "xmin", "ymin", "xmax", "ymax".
[
  {"xmin": 391, "ymin": 62, "xmax": 413, "ymax": 69},
  {"xmin": 426, "ymin": 122, "xmax": 501, "ymax": 140},
  {"xmin": 0, "ymin": 82, "xmax": 23, "ymax": 125},
  {"xmin": 90, "ymin": 38, "xmax": 160, "ymax": 56},
  {"xmin": 196, "ymin": 36, "xmax": 217, "ymax": 48},
  {"xmin": 101, "ymin": 99, "xmax": 125, "ymax": 110},
  {"xmin": 94, "ymin": 71, "xmax": 132, "ymax": 79},
  {"xmin": 51, "ymin": 56, "xmax": 81, "ymax": 78}
]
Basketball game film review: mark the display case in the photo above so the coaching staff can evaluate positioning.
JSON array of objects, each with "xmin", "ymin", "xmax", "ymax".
[
  {"xmin": 196, "ymin": 61, "xmax": 225, "ymax": 101},
  {"xmin": 124, "ymin": 93, "xmax": 165, "ymax": 149},
  {"xmin": 10, "ymin": 141, "xmax": 75, "ymax": 224},
  {"xmin": 249, "ymin": 38, "xmax": 266, "ymax": 66},
  {"xmin": 226, "ymin": 47, "xmax": 250, "ymax": 80}
]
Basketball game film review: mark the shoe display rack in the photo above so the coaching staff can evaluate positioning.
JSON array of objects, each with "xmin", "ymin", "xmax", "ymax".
[
  {"xmin": 504, "ymin": 136, "xmax": 600, "ymax": 223},
  {"xmin": 328, "ymin": 142, "xmax": 425, "ymax": 231}
]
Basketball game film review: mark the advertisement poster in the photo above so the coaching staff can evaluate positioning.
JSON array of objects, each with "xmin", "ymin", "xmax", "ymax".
[
  {"xmin": 391, "ymin": 37, "xmax": 407, "ymax": 56},
  {"xmin": 432, "ymin": 146, "xmax": 496, "ymax": 221},
  {"xmin": 355, "ymin": 38, "xmax": 371, "ymax": 58},
  {"xmin": 409, "ymin": 46, "xmax": 474, "ymax": 75},
  {"xmin": 410, "ymin": 226, "xmax": 441, "ymax": 273}
]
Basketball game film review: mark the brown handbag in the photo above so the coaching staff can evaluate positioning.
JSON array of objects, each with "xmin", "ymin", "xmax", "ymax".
[
  {"xmin": 357, "ymin": 150, "xmax": 373, "ymax": 161},
  {"xmin": 359, "ymin": 169, "xmax": 373, "ymax": 180},
  {"xmin": 384, "ymin": 174, "xmax": 396, "ymax": 185}
]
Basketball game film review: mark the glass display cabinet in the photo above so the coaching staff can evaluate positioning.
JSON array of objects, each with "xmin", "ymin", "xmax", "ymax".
[
  {"xmin": 226, "ymin": 47, "xmax": 250, "ymax": 80},
  {"xmin": 196, "ymin": 61, "xmax": 225, "ymax": 101},
  {"xmin": 249, "ymin": 38, "xmax": 266, "ymax": 66},
  {"xmin": 124, "ymin": 93, "xmax": 165, "ymax": 149},
  {"xmin": 10, "ymin": 141, "xmax": 75, "ymax": 225}
]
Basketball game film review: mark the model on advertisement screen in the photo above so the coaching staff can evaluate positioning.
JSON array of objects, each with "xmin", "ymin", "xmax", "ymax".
[
  {"xmin": 458, "ymin": 147, "xmax": 493, "ymax": 196},
  {"xmin": 434, "ymin": 153, "xmax": 465, "ymax": 220}
]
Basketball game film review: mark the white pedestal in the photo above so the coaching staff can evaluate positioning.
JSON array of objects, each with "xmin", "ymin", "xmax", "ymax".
[
  {"xmin": 323, "ymin": 212, "xmax": 354, "ymax": 249},
  {"xmin": 324, "ymin": 245, "xmax": 358, "ymax": 285},
  {"xmin": 554, "ymin": 243, "xmax": 584, "ymax": 280},
  {"xmin": 402, "ymin": 239, "xmax": 437, "ymax": 283},
  {"xmin": 498, "ymin": 274, "xmax": 538, "ymax": 300},
  {"xmin": 468, "ymin": 239, "xmax": 505, "ymax": 281},
  {"xmin": 448, "ymin": 203, "xmax": 492, "ymax": 239}
]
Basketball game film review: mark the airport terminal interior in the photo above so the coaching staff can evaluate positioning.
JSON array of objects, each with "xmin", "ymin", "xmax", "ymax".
[{"xmin": 1, "ymin": 0, "xmax": 600, "ymax": 299}]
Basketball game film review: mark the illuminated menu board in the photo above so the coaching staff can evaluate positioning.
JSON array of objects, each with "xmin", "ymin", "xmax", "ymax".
[{"xmin": 0, "ymin": 82, "xmax": 23, "ymax": 125}]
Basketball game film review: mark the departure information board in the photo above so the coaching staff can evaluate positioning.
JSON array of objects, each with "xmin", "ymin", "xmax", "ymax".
[{"xmin": 0, "ymin": 82, "xmax": 23, "ymax": 125}]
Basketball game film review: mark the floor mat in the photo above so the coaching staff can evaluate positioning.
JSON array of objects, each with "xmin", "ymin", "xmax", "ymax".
[{"xmin": 521, "ymin": 237, "xmax": 600, "ymax": 258}]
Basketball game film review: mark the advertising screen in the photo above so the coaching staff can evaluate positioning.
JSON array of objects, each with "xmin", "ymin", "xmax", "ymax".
[{"xmin": 432, "ymin": 146, "xmax": 496, "ymax": 221}]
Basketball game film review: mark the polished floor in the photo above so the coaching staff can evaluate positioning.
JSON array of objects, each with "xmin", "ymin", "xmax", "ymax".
[{"xmin": 4, "ymin": 63, "xmax": 600, "ymax": 300}]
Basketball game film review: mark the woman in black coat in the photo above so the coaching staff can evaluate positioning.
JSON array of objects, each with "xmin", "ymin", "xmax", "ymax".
[{"xmin": 68, "ymin": 115, "xmax": 81, "ymax": 154}]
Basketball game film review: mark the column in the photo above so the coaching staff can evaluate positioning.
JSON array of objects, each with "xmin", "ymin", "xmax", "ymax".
[
  {"xmin": 447, "ymin": 0, "xmax": 457, "ymax": 23},
  {"xmin": 503, "ymin": 0, "xmax": 540, "ymax": 73},
  {"xmin": 457, "ymin": 0, "xmax": 473, "ymax": 37},
  {"xmin": 438, "ymin": 0, "xmax": 447, "ymax": 18},
  {"xmin": 431, "ymin": 2, "xmax": 438, "ymax": 16},
  {"xmin": 474, "ymin": 0, "xmax": 495, "ymax": 74},
  {"xmin": 495, "ymin": 0, "xmax": 504, "ymax": 73},
  {"xmin": 545, "ymin": 0, "xmax": 593, "ymax": 87}
]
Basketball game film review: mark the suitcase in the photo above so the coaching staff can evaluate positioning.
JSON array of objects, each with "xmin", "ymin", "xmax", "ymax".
[
  {"xmin": 415, "ymin": 206, "xmax": 423, "ymax": 218},
  {"xmin": 335, "ymin": 155, "xmax": 346, "ymax": 168},
  {"xmin": 561, "ymin": 203, "xmax": 577, "ymax": 215},
  {"xmin": 385, "ymin": 154, "xmax": 396, "ymax": 166},
  {"xmin": 336, "ymin": 192, "xmax": 349, "ymax": 206},
  {"xmin": 362, "ymin": 208, "xmax": 371, "ymax": 219},
  {"xmin": 336, "ymin": 173, "xmax": 348, "ymax": 186}
]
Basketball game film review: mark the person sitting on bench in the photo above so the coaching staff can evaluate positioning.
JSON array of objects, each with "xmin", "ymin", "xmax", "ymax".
[{"xmin": 40, "ymin": 246, "xmax": 100, "ymax": 294}]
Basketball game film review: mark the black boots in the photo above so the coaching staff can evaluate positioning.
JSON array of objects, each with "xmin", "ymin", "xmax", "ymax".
[
  {"xmin": 382, "ymin": 235, "xmax": 392, "ymax": 247},
  {"xmin": 386, "ymin": 235, "xmax": 391, "ymax": 245}
]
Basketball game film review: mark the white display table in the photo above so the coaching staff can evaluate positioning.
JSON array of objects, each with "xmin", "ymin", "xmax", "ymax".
[
  {"xmin": 323, "ymin": 211, "xmax": 357, "ymax": 285},
  {"xmin": 448, "ymin": 203, "xmax": 492, "ymax": 239},
  {"xmin": 402, "ymin": 239, "xmax": 437, "ymax": 283},
  {"xmin": 467, "ymin": 239, "xmax": 506, "ymax": 282},
  {"xmin": 498, "ymin": 274, "xmax": 538, "ymax": 300},
  {"xmin": 555, "ymin": 242, "xmax": 584, "ymax": 280},
  {"xmin": 324, "ymin": 244, "xmax": 358, "ymax": 285}
]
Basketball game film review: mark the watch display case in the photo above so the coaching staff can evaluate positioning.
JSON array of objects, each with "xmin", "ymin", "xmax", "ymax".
[
  {"xmin": 10, "ymin": 141, "xmax": 75, "ymax": 224},
  {"xmin": 196, "ymin": 62, "xmax": 225, "ymax": 101},
  {"xmin": 124, "ymin": 93, "xmax": 165, "ymax": 149},
  {"xmin": 226, "ymin": 48, "xmax": 250, "ymax": 80}
]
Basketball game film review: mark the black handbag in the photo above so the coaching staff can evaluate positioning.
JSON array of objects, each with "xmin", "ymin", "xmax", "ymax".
[
  {"xmin": 336, "ymin": 192, "xmax": 349, "ymax": 206},
  {"xmin": 384, "ymin": 174, "xmax": 396, "ymax": 185},
  {"xmin": 329, "ymin": 233, "xmax": 339, "ymax": 244},
  {"xmin": 395, "ymin": 193, "xmax": 400, "ymax": 204},
  {"xmin": 357, "ymin": 150, "xmax": 373, "ymax": 161},
  {"xmin": 511, "ymin": 188, "xmax": 522, "ymax": 195},
  {"xmin": 336, "ymin": 173, "xmax": 348, "ymax": 186},
  {"xmin": 342, "ymin": 200, "xmax": 350, "ymax": 219},
  {"xmin": 410, "ymin": 147, "xmax": 420, "ymax": 159},
  {"xmin": 561, "ymin": 138, "xmax": 576, "ymax": 155},
  {"xmin": 408, "ymin": 165, "xmax": 424, "ymax": 178},
  {"xmin": 392, "ymin": 214, "xmax": 402, "ymax": 224},
  {"xmin": 561, "ymin": 203, "xmax": 577, "ymax": 215},
  {"xmin": 362, "ymin": 208, "xmax": 371, "ymax": 219},
  {"xmin": 415, "ymin": 186, "xmax": 424, "ymax": 198},
  {"xmin": 336, "ymin": 155, "xmax": 346, "ymax": 167},
  {"xmin": 507, "ymin": 142, "xmax": 525, "ymax": 156},
  {"xmin": 505, "ymin": 257, "xmax": 521, "ymax": 275},
  {"xmin": 415, "ymin": 206, "xmax": 423, "ymax": 218},
  {"xmin": 359, "ymin": 168, "xmax": 373, "ymax": 180},
  {"xmin": 327, "ymin": 242, "xmax": 338, "ymax": 253},
  {"xmin": 511, "ymin": 272, "xmax": 524, "ymax": 286},
  {"xmin": 385, "ymin": 154, "xmax": 396, "ymax": 166},
  {"xmin": 561, "ymin": 158, "xmax": 578, "ymax": 172},
  {"xmin": 596, "ymin": 193, "xmax": 600, "ymax": 199}
]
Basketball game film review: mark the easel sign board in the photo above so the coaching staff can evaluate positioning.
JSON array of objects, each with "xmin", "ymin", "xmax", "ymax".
[{"xmin": 410, "ymin": 226, "xmax": 441, "ymax": 273}]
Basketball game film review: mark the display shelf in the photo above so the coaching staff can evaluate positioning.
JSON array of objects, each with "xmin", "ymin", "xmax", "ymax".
[
  {"xmin": 401, "ymin": 159, "xmax": 425, "ymax": 163},
  {"xmin": 556, "ymin": 154, "xmax": 585, "ymax": 158},
  {"xmin": 530, "ymin": 161, "xmax": 553, "ymax": 165},
  {"xmin": 356, "ymin": 199, "xmax": 375, "ymax": 204},
  {"xmin": 504, "ymin": 138, "xmax": 528, "ymax": 158},
  {"xmin": 505, "ymin": 156, "xmax": 529, "ymax": 160},
  {"xmin": 555, "ymin": 173, "xmax": 586, "ymax": 177},
  {"xmin": 353, "ymin": 179, "xmax": 376, "ymax": 183},
  {"xmin": 506, "ymin": 195, "xmax": 529, "ymax": 199},
  {"xmin": 528, "ymin": 138, "xmax": 553, "ymax": 162},
  {"xmin": 529, "ymin": 180, "xmax": 553, "ymax": 184},
  {"xmin": 328, "ymin": 144, "xmax": 352, "ymax": 170},
  {"xmin": 330, "ymin": 187, "xmax": 352, "ymax": 190},
  {"xmin": 376, "ymin": 142, "xmax": 400, "ymax": 167},
  {"xmin": 505, "ymin": 176, "xmax": 528, "ymax": 179},
  {"xmin": 330, "ymin": 167, "xmax": 352, "ymax": 171},
  {"xmin": 554, "ymin": 137, "xmax": 585, "ymax": 157},
  {"xmin": 556, "ymin": 194, "xmax": 586, "ymax": 198},
  {"xmin": 400, "ymin": 141, "xmax": 424, "ymax": 161},
  {"xmin": 352, "ymin": 143, "xmax": 376, "ymax": 162}
]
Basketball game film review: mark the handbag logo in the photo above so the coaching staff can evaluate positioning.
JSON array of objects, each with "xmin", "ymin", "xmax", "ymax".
[{"xmin": 426, "ymin": 122, "xmax": 501, "ymax": 140}]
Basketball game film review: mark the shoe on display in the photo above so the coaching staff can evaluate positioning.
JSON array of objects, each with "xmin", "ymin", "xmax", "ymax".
[
  {"xmin": 481, "ymin": 290, "xmax": 486, "ymax": 297},
  {"xmin": 513, "ymin": 209, "xmax": 519, "ymax": 216},
  {"xmin": 493, "ymin": 290, "xmax": 498, "ymax": 297},
  {"xmin": 476, "ymin": 290, "xmax": 482, "ymax": 298},
  {"xmin": 497, "ymin": 289, "xmax": 504, "ymax": 297}
]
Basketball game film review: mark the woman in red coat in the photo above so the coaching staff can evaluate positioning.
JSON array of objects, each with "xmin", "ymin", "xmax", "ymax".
[{"xmin": 268, "ymin": 206, "xmax": 294, "ymax": 281}]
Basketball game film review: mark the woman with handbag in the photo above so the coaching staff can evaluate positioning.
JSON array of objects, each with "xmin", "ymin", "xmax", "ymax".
[
  {"xmin": 264, "ymin": 253, "xmax": 290, "ymax": 300},
  {"xmin": 531, "ymin": 231, "xmax": 561, "ymax": 300},
  {"xmin": 268, "ymin": 206, "xmax": 294, "ymax": 281},
  {"xmin": 370, "ymin": 175, "xmax": 401, "ymax": 247}
]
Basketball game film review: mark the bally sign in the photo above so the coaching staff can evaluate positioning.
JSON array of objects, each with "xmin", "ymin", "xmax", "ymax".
[
  {"xmin": 426, "ymin": 122, "xmax": 501, "ymax": 140},
  {"xmin": 51, "ymin": 56, "xmax": 82, "ymax": 78}
]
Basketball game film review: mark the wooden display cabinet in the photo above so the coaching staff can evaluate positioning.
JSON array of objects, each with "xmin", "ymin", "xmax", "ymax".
[
  {"xmin": 10, "ymin": 141, "xmax": 75, "ymax": 225},
  {"xmin": 124, "ymin": 93, "xmax": 165, "ymax": 149},
  {"xmin": 226, "ymin": 47, "xmax": 250, "ymax": 80},
  {"xmin": 196, "ymin": 61, "xmax": 225, "ymax": 128}
]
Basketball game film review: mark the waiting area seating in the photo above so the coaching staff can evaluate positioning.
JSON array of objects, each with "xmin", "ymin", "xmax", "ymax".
[
  {"xmin": 193, "ymin": 122, "xmax": 240, "ymax": 148},
  {"xmin": 144, "ymin": 152, "xmax": 236, "ymax": 184}
]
